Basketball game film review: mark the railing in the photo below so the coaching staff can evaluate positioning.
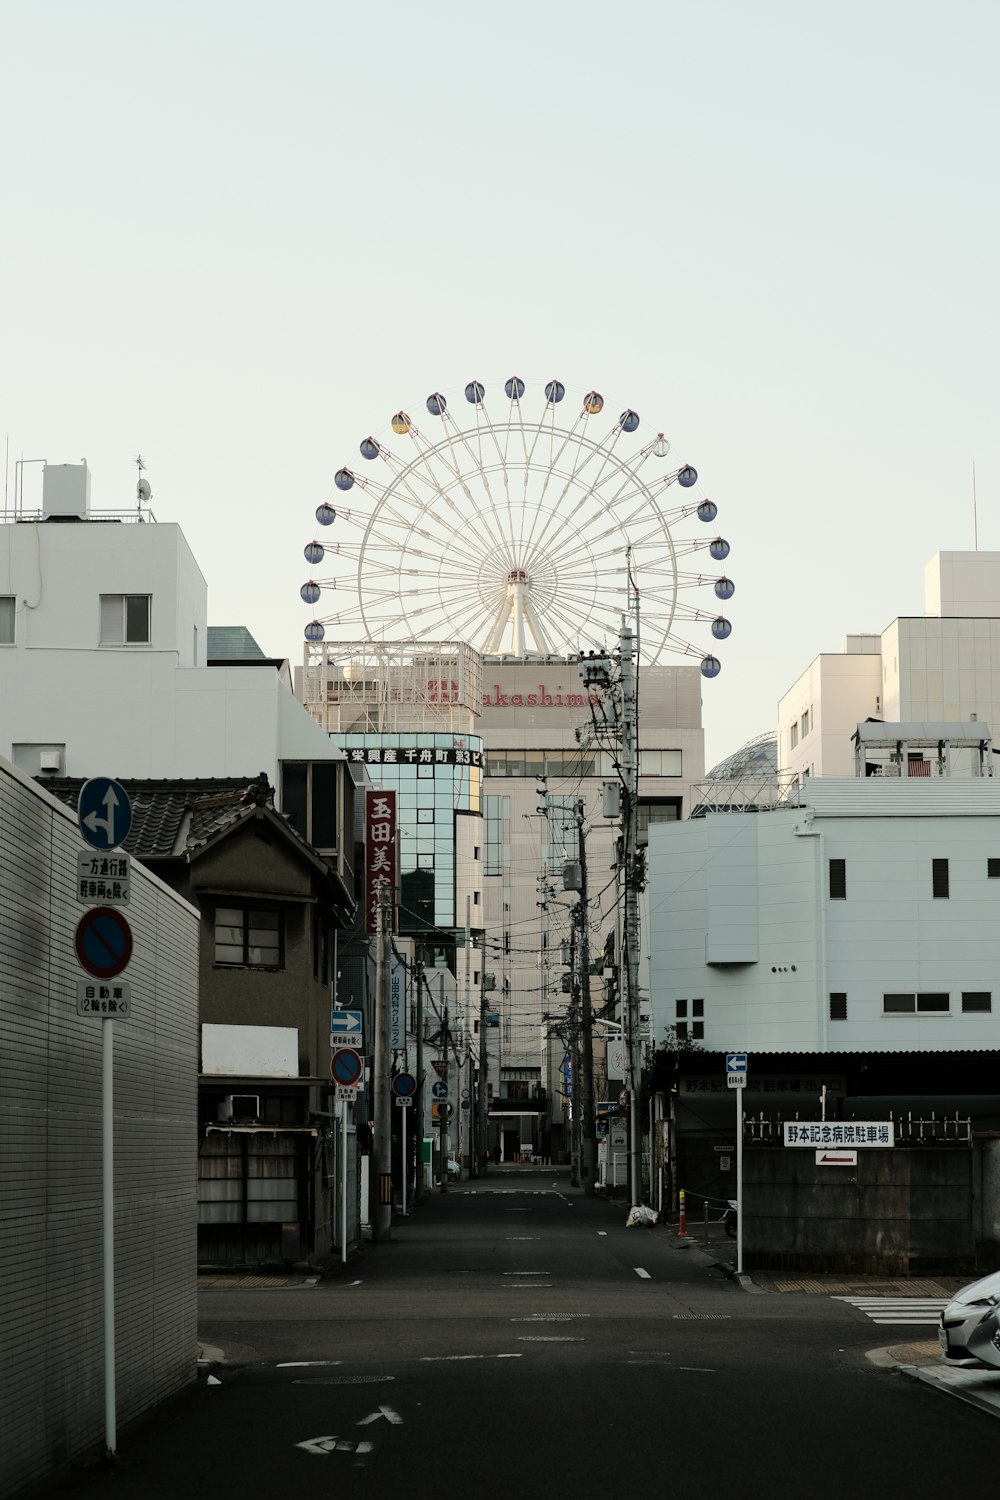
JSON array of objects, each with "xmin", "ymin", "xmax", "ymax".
[{"xmin": 0, "ymin": 507, "xmax": 156, "ymax": 525}]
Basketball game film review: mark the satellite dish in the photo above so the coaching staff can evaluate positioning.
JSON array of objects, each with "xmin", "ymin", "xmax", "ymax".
[{"xmin": 137, "ymin": 477, "xmax": 152, "ymax": 502}]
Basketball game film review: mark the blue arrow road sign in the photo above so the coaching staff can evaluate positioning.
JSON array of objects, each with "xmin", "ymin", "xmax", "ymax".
[
  {"xmin": 330, "ymin": 1009, "xmax": 364, "ymax": 1047},
  {"xmin": 78, "ymin": 777, "xmax": 133, "ymax": 851},
  {"xmin": 431, "ymin": 1081, "xmax": 448, "ymax": 1100},
  {"xmin": 726, "ymin": 1051, "xmax": 748, "ymax": 1077}
]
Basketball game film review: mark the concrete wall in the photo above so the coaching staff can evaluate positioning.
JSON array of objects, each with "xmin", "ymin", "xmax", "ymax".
[
  {"xmin": 742, "ymin": 1147, "xmax": 975, "ymax": 1274},
  {"xmin": 0, "ymin": 758, "xmax": 200, "ymax": 1498}
]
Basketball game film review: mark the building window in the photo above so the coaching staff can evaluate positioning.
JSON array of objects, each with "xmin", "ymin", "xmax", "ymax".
[
  {"xmin": 0, "ymin": 595, "xmax": 14, "ymax": 644},
  {"xmin": 691, "ymin": 1021, "xmax": 704, "ymax": 1040},
  {"xmin": 829, "ymin": 859, "xmax": 847, "ymax": 899},
  {"xmin": 883, "ymin": 992, "xmax": 949, "ymax": 1015},
  {"xmin": 281, "ymin": 760, "xmax": 339, "ymax": 850},
  {"xmin": 829, "ymin": 992, "xmax": 847, "ymax": 1021},
  {"xmin": 961, "ymin": 992, "xmax": 992, "ymax": 1013},
  {"xmin": 932, "ymin": 859, "xmax": 949, "ymax": 898},
  {"xmin": 801, "ymin": 710, "xmax": 810, "ymax": 737},
  {"xmin": 790, "ymin": 722, "xmax": 798, "ymax": 749},
  {"xmin": 988, "ymin": 859, "xmax": 1000, "ymax": 879},
  {"xmin": 473, "ymin": 890, "xmax": 480, "ymax": 905},
  {"xmin": 675, "ymin": 1000, "xmax": 688, "ymax": 1019},
  {"xmin": 636, "ymin": 799, "xmax": 681, "ymax": 845},
  {"xmin": 215, "ymin": 907, "xmax": 283, "ymax": 969},
  {"xmin": 100, "ymin": 593, "xmax": 151, "ymax": 645},
  {"xmin": 675, "ymin": 1021, "xmax": 688, "ymax": 1040},
  {"xmin": 692, "ymin": 998, "xmax": 703, "ymax": 1017}
]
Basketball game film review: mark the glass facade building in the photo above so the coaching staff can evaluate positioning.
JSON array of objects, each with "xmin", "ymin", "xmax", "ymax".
[{"xmin": 339, "ymin": 733, "xmax": 483, "ymax": 933}]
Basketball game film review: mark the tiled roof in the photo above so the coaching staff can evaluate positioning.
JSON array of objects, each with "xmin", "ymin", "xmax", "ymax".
[{"xmin": 42, "ymin": 774, "xmax": 273, "ymax": 859}]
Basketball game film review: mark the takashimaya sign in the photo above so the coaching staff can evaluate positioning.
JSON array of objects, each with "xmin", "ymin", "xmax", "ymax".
[{"xmin": 481, "ymin": 683, "xmax": 602, "ymax": 709}]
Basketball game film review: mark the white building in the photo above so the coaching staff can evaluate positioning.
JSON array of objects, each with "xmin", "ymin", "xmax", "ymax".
[
  {"xmin": 0, "ymin": 462, "xmax": 344, "ymax": 784},
  {"xmin": 649, "ymin": 771, "xmax": 1000, "ymax": 1057},
  {"xmin": 779, "ymin": 552, "xmax": 1000, "ymax": 781}
]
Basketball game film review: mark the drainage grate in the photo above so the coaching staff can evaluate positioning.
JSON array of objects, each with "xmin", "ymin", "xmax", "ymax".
[{"xmin": 671, "ymin": 1314, "xmax": 732, "ymax": 1320}]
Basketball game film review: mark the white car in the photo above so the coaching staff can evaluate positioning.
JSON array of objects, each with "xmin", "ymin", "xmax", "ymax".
[{"xmin": 938, "ymin": 1269, "xmax": 1000, "ymax": 1369}]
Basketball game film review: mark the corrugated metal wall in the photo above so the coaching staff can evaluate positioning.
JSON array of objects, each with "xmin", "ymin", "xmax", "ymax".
[{"xmin": 0, "ymin": 762, "xmax": 200, "ymax": 1498}]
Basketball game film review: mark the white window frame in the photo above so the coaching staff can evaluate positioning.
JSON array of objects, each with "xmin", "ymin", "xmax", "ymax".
[{"xmin": 100, "ymin": 593, "xmax": 151, "ymax": 646}]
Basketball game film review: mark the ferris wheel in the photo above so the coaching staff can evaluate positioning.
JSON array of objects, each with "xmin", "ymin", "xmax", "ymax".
[{"xmin": 301, "ymin": 378, "xmax": 733, "ymax": 675}]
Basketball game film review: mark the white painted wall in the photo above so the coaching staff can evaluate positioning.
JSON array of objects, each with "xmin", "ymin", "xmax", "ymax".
[
  {"xmin": 648, "ymin": 779, "xmax": 1000, "ymax": 1056},
  {"xmin": 0, "ymin": 517, "xmax": 342, "ymax": 784},
  {"xmin": 778, "ymin": 650, "xmax": 882, "ymax": 779}
]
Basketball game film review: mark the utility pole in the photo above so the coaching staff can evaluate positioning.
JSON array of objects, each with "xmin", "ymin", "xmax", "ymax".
[
  {"xmin": 477, "ymin": 961, "xmax": 488, "ymax": 1176},
  {"xmin": 568, "ymin": 916, "xmax": 580, "ymax": 1187},
  {"xmin": 620, "ymin": 620, "xmax": 643, "ymax": 1207},
  {"xmin": 576, "ymin": 800, "xmax": 597, "ymax": 1195},
  {"xmin": 413, "ymin": 952, "xmax": 425, "ymax": 1206},
  {"xmin": 439, "ymin": 976, "xmax": 449, "ymax": 1193},
  {"xmin": 372, "ymin": 886, "xmax": 393, "ymax": 1241}
]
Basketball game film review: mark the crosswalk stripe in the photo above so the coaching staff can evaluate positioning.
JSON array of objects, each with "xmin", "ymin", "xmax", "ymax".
[{"xmin": 833, "ymin": 1296, "xmax": 947, "ymax": 1325}]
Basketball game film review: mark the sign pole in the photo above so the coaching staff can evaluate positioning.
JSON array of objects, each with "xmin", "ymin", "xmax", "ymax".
[
  {"xmin": 102, "ymin": 1017, "xmax": 117, "ymax": 1455},
  {"xmin": 736, "ymin": 1083, "xmax": 744, "ymax": 1277},
  {"xmin": 340, "ymin": 1094, "xmax": 348, "ymax": 1265},
  {"xmin": 401, "ymin": 1102, "xmax": 408, "ymax": 1218}
]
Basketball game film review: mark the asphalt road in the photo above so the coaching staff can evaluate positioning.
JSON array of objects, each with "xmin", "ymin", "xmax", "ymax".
[{"xmin": 30, "ymin": 1172, "xmax": 1000, "ymax": 1499}]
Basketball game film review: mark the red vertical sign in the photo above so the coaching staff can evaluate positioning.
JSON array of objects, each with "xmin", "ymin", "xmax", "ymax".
[{"xmin": 365, "ymin": 789, "xmax": 397, "ymax": 933}]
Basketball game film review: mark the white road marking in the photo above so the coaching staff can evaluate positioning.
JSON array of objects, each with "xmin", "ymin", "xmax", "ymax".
[
  {"xmin": 502, "ymin": 1270, "xmax": 551, "ymax": 1275},
  {"xmin": 506, "ymin": 1236, "xmax": 541, "ymax": 1241},
  {"xmin": 419, "ymin": 1353, "xmax": 523, "ymax": 1362},
  {"xmin": 634, "ymin": 1267, "xmax": 651, "ymax": 1279},
  {"xmin": 357, "ymin": 1407, "xmax": 403, "ymax": 1426},
  {"xmin": 504, "ymin": 1283, "xmax": 552, "ymax": 1288},
  {"xmin": 297, "ymin": 1436, "xmax": 373, "ymax": 1456},
  {"xmin": 517, "ymin": 1336, "xmax": 585, "ymax": 1343},
  {"xmin": 511, "ymin": 1313, "xmax": 590, "ymax": 1322},
  {"xmin": 278, "ymin": 1360, "xmax": 343, "ymax": 1368},
  {"xmin": 598, "ymin": 1231, "xmax": 608, "ymax": 1237},
  {"xmin": 833, "ymin": 1296, "xmax": 947, "ymax": 1326}
]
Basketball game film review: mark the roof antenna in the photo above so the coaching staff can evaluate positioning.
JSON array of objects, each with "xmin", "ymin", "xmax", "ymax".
[
  {"xmin": 973, "ymin": 458, "xmax": 979, "ymax": 551},
  {"xmin": 135, "ymin": 453, "xmax": 152, "ymax": 520}
]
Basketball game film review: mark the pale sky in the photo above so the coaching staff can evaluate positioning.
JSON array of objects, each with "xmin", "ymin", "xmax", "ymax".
[{"xmin": 3, "ymin": 1, "xmax": 998, "ymax": 769}]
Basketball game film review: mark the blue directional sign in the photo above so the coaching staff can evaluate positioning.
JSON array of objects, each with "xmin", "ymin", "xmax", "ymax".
[
  {"xmin": 726, "ymin": 1051, "xmax": 748, "ymax": 1089},
  {"xmin": 431, "ymin": 1080, "xmax": 449, "ymax": 1100},
  {"xmin": 78, "ymin": 777, "xmax": 133, "ymax": 852},
  {"xmin": 330, "ymin": 1009, "xmax": 364, "ymax": 1048}
]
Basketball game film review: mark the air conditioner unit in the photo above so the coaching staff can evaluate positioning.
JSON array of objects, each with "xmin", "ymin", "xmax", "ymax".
[
  {"xmin": 219, "ymin": 1094, "xmax": 260, "ymax": 1121},
  {"xmin": 39, "ymin": 748, "xmax": 62, "ymax": 773}
]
